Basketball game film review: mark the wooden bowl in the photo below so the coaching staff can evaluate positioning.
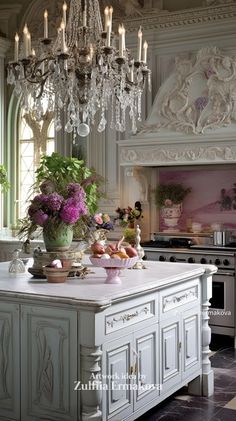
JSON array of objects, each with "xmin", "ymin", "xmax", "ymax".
[{"xmin": 43, "ymin": 266, "xmax": 70, "ymax": 283}]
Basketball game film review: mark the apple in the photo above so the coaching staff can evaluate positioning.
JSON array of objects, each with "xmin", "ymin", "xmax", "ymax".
[
  {"xmin": 125, "ymin": 246, "xmax": 138, "ymax": 257},
  {"xmin": 91, "ymin": 242, "xmax": 106, "ymax": 255}
]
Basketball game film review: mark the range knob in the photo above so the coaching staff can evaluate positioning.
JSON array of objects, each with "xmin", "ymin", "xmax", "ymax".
[
  {"xmin": 170, "ymin": 256, "xmax": 176, "ymax": 262},
  {"xmin": 223, "ymin": 259, "xmax": 230, "ymax": 266},
  {"xmin": 215, "ymin": 259, "xmax": 221, "ymax": 266},
  {"xmin": 200, "ymin": 257, "xmax": 207, "ymax": 264},
  {"xmin": 159, "ymin": 256, "xmax": 166, "ymax": 262},
  {"xmin": 188, "ymin": 257, "xmax": 195, "ymax": 263}
]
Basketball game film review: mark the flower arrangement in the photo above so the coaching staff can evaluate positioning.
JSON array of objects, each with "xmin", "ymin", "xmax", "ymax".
[
  {"xmin": 0, "ymin": 164, "xmax": 10, "ymax": 192},
  {"xmin": 19, "ymin": 153, "xmax": 103, "ymax": 240},
  {"xmin": 155, "ymin": 183, "xmax": 191, "ymax": 208},
  {"xmin": 115, "ymin": 201, "xmax": 143, "ymax": 227},
  {"xmin": 93, "ymin": 213, "xmax": 113, "ymax": 230},
  {"xmin": 20, "ymin": 181, "xmax": 87, "ymax": 239}
]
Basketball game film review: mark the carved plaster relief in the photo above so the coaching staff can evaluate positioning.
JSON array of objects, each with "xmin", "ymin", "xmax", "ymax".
[
  {"xmin": 140, "ymin": 47, "xmax": 236, "ymax": 136},
  {"xmin": 120, "ymin": 144, "xmax": 236, "ymax": 166}
]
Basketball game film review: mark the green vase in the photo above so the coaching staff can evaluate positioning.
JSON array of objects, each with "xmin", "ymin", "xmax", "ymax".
[{"xmin": 43, "ymin": 225, "xmax": 73, "ymax": 252}]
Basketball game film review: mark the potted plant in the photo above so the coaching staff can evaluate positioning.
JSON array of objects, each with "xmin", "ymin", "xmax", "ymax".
[
  {"xmin": 0, "ymin": 164, "xmax": 10, "ymax": 192},
  {"xmin": 155, "ymin": 183, "xmax": 191, "ymax": 229},
  {"xmin": 19, "ymin": 153, "xmax": 103, "ymax": 250}
]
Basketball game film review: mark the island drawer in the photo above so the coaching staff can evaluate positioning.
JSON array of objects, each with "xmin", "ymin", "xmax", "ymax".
[
  {"xmin": 159, "ymin": 278, "xmax": 200, "ymax": 317},
  {"xmin": 104, "ymin": 295, "xmax": 157, "ymax": 335}
]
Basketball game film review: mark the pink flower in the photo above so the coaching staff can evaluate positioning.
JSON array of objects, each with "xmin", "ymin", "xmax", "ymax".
[
  {"xmin": 94, "ymin": 214, "xmax": 103, "ymax": 225},
  {"xmin": 164, "ymin": 199, "xmax": 173, "ymax": 207}
]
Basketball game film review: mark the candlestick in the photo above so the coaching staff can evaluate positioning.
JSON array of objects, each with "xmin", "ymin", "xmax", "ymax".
[
  {"xmin": 23, "ymin": 24, "xmax": 28, "ymax": 58},
  {"xmin": 60, "ymin": 20, "xmax": 67, "ymax": 53},
  {"xmin": 133, "ymin": 225, "xmax": 145, "ymax": 269},
  {"xmin": 104, "ymin": 6, "xmax": 109, "ymax": 32},
  {"xmin": 62, "ymin": 2, "xmax": 67, "ymax": 27},
  {"xmin": 27, "ymin": 32, "xmax": 31, "ymax": 56},
  {"xmin": 143, "ymin": 41, "xmax": 148, "ymax": 64},
  {"xmin": 109, "ymin": 6, "xmax": 113, "ymax": 33},
  {"xmin": 118, "ymin": 25, "xmax": 125, "ymax": 57},
  {"xmin": 106, "ymin": 20, "xmax": 111, "ymax": 47},
  {"xmin": 14, "ymin": 33, "xmax": 19, "ymax": 62},
  {"xmin": 82, "ymin": 0, "xmax": 87, "ymax": 26},
  {"xmin": 137, "ymin": 26, "xmax": 142, "ymax": 62},
  {"xmin": 44, "ymin": 10, "xmax": 48, "ymax": 39}
]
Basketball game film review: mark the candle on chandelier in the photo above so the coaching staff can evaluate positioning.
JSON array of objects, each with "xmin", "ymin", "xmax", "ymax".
[
  {"xmin": 32, "ymin": 48, "xmax": 36, "ymax": 56},
  {"xmin": 23, "ymin": 24, "xmax": 29, "ymax": 57},
  {"xmin": 109, "ymin": 6, "xmax": 113, "ymax": 32},
  {"xmin": 44, "ymin": 10, "xmax": 48, "ymax": 38},
  {"xmin": 14, "ymin": 33, "xmax": 19, "ymax": 62},
  {"xmin": 130, "ymin": 62, "xmax": 134, "ymax": 82},
  {"xmin": 118, "ymin": 24, "xmax": 125, "ymax": 57},
  {"xmin": 27, "ymin": 32, "xmax": 31, "ymax": 56},
  {"xmin": 90, "ymin": 44, "xmax": 94, "ymax": 61},
  {"xmin": 137, "ymin": 26, "xmax": 142, "ymax": 62},
  {"xmin": 143, "ymin": 41, "xmax": 148, "ymax": 64},
  {"xmin": 62, "ymin": 2, "xmax": 67, "ymax": 27},
  {"xmin": 60, "ymin": 20, "xmax": 67, "ymax": 53},
  {"xmin": 106, "ymin": 19, "xmax": 111, "ymax": 47},
  {"xmin": 83, "ymin": 0, "xmax": 87, "ymax": 26},
  {"xmin": 104, "ymin": 6, "xmax": 109, "ymax": 32}
]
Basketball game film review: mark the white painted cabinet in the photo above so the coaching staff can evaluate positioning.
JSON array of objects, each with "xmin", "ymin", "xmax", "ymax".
[
  {"xmin": 0, "ymin": 303, "xmax": 20, "ymax": 421},
  {"xmin": 21, "ymin": 305, "xmax": 78, "ymax": 421},
  {"xmin": 0, "ymin": 261, "xmax": 216, "ymax": 421}
]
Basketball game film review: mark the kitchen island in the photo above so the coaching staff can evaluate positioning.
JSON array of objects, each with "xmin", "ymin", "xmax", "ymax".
[{"xmin": 0, "ymin": 259, "xmax": 216, "ymax": 421}]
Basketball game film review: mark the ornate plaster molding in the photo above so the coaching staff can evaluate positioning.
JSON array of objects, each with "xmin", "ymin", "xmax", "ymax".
[
  {"xmin": 119, "ymin": 142, "xmax": 236, "ymax": 166},
  {"xmin": 140, "ymin": 47, "xmax": 236, "ymax": 136},
  {"xmin": 118, "ymin": 3, "xmax": 236, "ymax": 32}
]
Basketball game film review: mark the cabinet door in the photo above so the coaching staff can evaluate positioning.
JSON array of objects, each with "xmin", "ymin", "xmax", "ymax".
[
  {"xmin": 134, "ymin": 325, "xmax": 159, "ymax": 411},
  {"xmin": 103, "ymin": 335, "xmax": 133, "ymax": 421},
  {"xmin": 21, "ymin": 305, "xmax": 77, "ymax": 421},
  {"xmin": 160, "ymin": 317, "xmax": 181, "ymax": 392},
  {"xmin": 182, "ymin": 308, "xmax": 200, "ymax": 380},
  {"xmin": 0, "ymin": 302, "xmax": 20, "ymax": 420}
]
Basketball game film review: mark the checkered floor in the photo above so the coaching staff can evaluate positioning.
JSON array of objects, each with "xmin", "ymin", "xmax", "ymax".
[{"xmin": 137, "ymin": 334, "xmax": 236, "ymax": 421}]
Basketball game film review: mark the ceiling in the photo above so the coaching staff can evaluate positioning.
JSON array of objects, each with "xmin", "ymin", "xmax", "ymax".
[{"xmin": 0, "ymin": 0, "xmax": 229, "ymax": 38}]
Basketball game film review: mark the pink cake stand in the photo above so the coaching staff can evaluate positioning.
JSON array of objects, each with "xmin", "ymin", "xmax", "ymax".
[{"xmin": 90, "ymin": 256, "xmax": 138, "ymax": 284}]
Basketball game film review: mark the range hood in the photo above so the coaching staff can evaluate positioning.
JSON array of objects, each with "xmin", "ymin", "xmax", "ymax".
[{"xmin": 119, "ymin": 47, "xmax": 236, "ymax": 167}]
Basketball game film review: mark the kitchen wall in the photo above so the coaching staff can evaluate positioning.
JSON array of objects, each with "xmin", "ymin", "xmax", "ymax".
[{"xmin": 158, "ymin": 165, "xmax": 236, "ymax": 233}]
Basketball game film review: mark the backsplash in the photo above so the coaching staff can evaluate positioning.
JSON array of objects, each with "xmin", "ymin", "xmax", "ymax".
[{"xmin": 159, "ymin": 166, "xmax": 236, "ymax": 232}]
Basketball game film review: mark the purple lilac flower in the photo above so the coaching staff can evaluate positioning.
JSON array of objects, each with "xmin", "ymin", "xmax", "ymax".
[
  {"xmin": 60, "ymin": 205, "xmax": 81, "ymax": 224},
  {"xmin": 32, "ymin": 210, "xmax": 48, "ymax": 226},
  {"xmin": 45, "ymin": 192, "xmax": 64, "ymax": 211},
  {"xmin": 195, "ymin": 96, "xmax": 208, "ymax": 111},
  {"xmin": 67, "ymin": 183, "xmax": 86, "ymax": 202},
  {"xmin": 40, "ymin": 180, "xmax": 55, "ymax": 194}
]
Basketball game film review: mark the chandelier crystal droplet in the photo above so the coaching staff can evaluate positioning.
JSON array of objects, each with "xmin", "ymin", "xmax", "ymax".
[{"xmin": 7, "ymin": 0, "xmax": 151, "ymax": 137}]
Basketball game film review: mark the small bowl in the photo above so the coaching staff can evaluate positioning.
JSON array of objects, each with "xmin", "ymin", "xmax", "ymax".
[{"xmin": 43, "ymin": 266, "xmax": 69, "ymax": 283}]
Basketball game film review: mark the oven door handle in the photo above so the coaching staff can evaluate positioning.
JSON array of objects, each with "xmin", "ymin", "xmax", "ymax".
[{"xmin": 214, "ymin": 271, "xmax": 235, "ymax": 277}]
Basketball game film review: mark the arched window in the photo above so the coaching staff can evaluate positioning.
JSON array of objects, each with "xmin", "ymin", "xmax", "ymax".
[{"xmin": 18, "ymin": 106, "xmax": 55, "ymax": 218}]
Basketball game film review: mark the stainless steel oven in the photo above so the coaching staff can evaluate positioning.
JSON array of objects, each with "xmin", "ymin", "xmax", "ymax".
[{"xmin": 143, "ymin": 244, "xmax": 236, "ymax": 342}]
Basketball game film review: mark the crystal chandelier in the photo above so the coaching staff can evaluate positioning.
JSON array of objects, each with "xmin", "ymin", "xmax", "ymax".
[{"xmin": 7, "ymin": 0, "xmax": 151, "ymax": 137}]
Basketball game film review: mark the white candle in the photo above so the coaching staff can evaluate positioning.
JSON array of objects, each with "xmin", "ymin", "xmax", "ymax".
[
  {"xmin": 44, "ymin": 10, "xmax": 48, "ymax": 38},
  {"xmin": 90, "ymin": 44, "xmax": 94, "ymax": 61},
  {"xmin": 137, "ymin": 26, "xmax": 142, "ymax": 62},
  {"xmin": 109, "ymin": 6, "xmax": 113, "ymax": 33},
  {"xmin": 23, "ymin": 24, "xmax": 28, "ymax": 57},
  {"xmin": 104, "ymin": 6, "xmax": 109, "ymax": 32},
  {"xmin": 122, "ymin": 25, "xmax": 126, "ymax": 53},
  {"xmin": 27, "ymin": 32, "xmax": 31, "ymax": 56},
  {"xmin": 32, "ymin": 48, "xmax": 36, "ymax": 56},
  {"xmin": 143, "ymin": 41, "xmax": 148, "ymax": 64},
  {"xmin": 14, "ymin": 33, "xmax": 19, "ymax": 62},
  {"xmin": 106, "ymin": 19, "xmax": 111, "ymax": 47},
  {"xmin": 60, "ymin": 20, "xmax": 67, "ymax": 53},
  {"xmin": 62, "ymin": 2, "xmax": 67, "ymax": 27},
  {"xmin": 118, "ymin": 25, "xmax": 125, "ymax": 57},
  {"xmin": 83, "ymin": 0, "xmax": 87, "ymax": 27},
  {"xmin": 130, "ymin": 63, "xmax": 134, "ymax": 82}
]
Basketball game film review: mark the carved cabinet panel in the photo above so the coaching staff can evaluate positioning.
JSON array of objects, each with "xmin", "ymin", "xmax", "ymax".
[
  {"xmin": 0, "ymin": 302, "xmax": 20, "ymax": 421},
  {"xmin": 21, "ymin": 305, "xmax": 77, "ymax": 421},
  {"xmin": 182, "ymin": 309, "xmax": 200, "ymax": 380},
  {"xmin": 160, "ymin": 318, "xmax": 181, "ymax": 392}
]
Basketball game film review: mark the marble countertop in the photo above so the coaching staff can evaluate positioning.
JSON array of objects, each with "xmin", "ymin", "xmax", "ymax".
[{"xmin": 0, "ymin": 259, "xmax": 216, "ymax": 307}]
